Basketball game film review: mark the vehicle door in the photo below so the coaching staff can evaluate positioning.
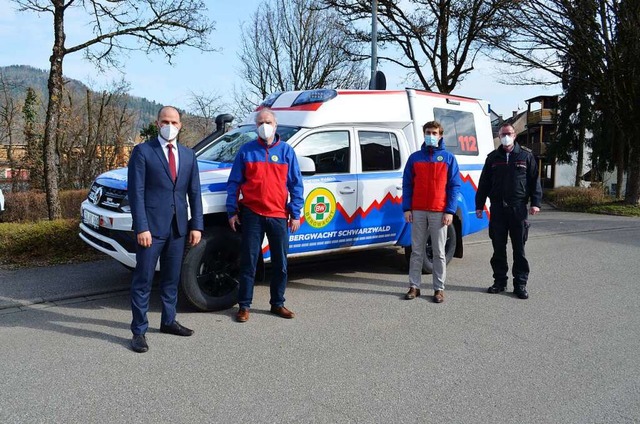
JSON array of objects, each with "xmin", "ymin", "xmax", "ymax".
[
  {"xmin": 353, "ymin": 128, "xmax": 405, "ymax": 247},
  {"xmin": 288, "ymin": 128, "xmax": 358, "ymax": 255}
]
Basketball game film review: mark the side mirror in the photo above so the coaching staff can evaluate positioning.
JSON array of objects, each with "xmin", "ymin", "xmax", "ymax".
[{"xmin": 298, "ymin": 156, "xmax": 316, "ymax": 176}]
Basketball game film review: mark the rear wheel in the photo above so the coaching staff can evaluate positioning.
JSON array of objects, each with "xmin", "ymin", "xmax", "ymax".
[
  {"xmin": 404, "ymin": 224, "xmax": 457, "ymax": 274},
  {"xmin": 180, "ymin": 229, "xmax": 240, "ymax": 311}
]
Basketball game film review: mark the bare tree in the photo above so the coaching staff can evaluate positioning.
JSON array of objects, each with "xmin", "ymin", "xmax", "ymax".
[
  {"xmin": 0, "ymin": 73, "xmax": 23, "ymax": 192},
  {"xmin": 237, "ymin": 0, "xmax": 368, "ymax": 111},
  {"xmin": 320, "ymin": 0, "xmax": 519, "ymax": 93},
  {"xmin": 54, "ymin": 80, "xmax": 136, "ymax": 189},
  {"xmin": 11, "ymin": 0, "xmax": 215, "ymax": 219},
  {"xmin": 186, "ymin": 91, "xmax": 226, "ymax": 141}
]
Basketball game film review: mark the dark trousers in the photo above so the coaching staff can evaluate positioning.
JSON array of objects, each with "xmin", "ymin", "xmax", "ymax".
[
  {"xmin": 130, "ymin": 218, "xmax": 185, "ymax": 335},
  {"xmin": 489, "ymin": 203, "xmax": 530, "ymax": 287},
  {"xmin": 238, "ymin": 208, "xmax": 289, "ymax": 309}
]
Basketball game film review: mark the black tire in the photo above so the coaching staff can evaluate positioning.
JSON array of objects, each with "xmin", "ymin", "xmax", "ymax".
[
  {"xmin": 180, "ymin": 229, "xmax": 240, "ymax": 311},
  {"xmin": 404, "ymin": 224, "xmax": 457, "ymax": 274},
  {"xmin": 120, "ymin": 263, "xmax": 135, "ymax": 272}
]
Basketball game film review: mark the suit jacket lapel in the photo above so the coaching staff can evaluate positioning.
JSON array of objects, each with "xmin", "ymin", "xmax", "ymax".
[
  {"xmin": 176, "ymin": 143, "xmax": 189, "ymax": 184},
  {"xmin": 151, "ymin": 137, "xmax": 174, "ymax": 183}
]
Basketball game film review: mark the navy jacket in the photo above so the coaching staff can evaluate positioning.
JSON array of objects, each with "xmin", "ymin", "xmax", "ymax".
[
  {"xmin": 475, "ymin": 143, "xmax": 542, "ymax": 210},
  {"xmin": 128, "ymin": 138, "xmax": 204, "ymax": 238}
]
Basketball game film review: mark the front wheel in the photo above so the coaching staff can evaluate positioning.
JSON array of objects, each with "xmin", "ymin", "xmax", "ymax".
[
  {"xmin": 404, "ymin": 224, "xmax": 457, "ymax": 274},
  {"xmin": 180, "ymin": 229, "xmax": 240, "ymax": 311}
]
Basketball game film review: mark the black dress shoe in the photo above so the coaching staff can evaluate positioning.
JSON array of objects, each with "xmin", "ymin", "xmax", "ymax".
[
  {"xmin": 131, "ymin": 334, "xmax": 148, "ymax": 353},
  {"xmin": 487, "ymin": 284, "xmax": 506, "ymax": 294},
  {"xmin": 514, "ymin": 286, "xmax": 529, "ymax": 299},
  {"xmin": 160, "ymin": 321, "xmax": 194, "ymax": 336}
]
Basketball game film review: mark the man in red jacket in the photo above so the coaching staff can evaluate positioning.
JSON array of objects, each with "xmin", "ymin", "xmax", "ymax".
[
  {"xmin": 226, "ymin": 108, "xmax": 304, "ymax": 322},
  {"xmin": 402, "ymin": 120, "xmax": 461, "ymax": 303}
]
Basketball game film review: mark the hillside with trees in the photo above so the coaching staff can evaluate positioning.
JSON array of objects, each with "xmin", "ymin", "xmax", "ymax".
[
  {"xmin": 0, "ymin": 65, "xmax": 164, "ymax": 132},
  {"xmin": 0, "ymin": 64, "xmax": 221, "ymax": 193}
]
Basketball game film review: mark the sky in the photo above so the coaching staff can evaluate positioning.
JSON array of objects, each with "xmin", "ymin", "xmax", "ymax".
[{"xmin": 0, "ymin": 0, "xmax": 560, "ymax": 120}]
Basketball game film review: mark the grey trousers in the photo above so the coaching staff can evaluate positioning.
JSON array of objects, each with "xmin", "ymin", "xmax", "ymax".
[{"xmin": 408, "ymin": 210, "xmax": 447, "ymax": 291}]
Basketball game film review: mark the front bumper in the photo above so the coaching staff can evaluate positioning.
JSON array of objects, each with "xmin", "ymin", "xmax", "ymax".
[
  {"xmin": 79, "ymin": 223, "xmax": 137, "ymax": 269},
  {"xmin": 79, "ymin": 200, "xmax": 138, "ymax": 268}
]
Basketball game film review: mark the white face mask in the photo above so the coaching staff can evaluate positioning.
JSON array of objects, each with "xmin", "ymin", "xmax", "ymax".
[
  {"xmin": 257, "ymin": 123, "xmax": 275, "ymax": 141},
  {"xmin": 500, "ymin": 135, "xmax": 514, "ymax": 147},
  {"xmin": 159, "ymin": 124, "xmax": 180, "ymax": 141}
]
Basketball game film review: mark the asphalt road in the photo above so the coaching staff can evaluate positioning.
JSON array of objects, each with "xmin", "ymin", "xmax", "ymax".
[{"xmin": 1, "ymin": 208, "xmax": 639, "ymax": 423}]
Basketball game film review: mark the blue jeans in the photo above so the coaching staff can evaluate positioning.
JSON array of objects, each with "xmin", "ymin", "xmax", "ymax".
[{"xmin": 238, "ymin": 207, "xmax": 289, "ymax": 309}]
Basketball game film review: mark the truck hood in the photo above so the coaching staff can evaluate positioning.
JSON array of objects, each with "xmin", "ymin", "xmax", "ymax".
[
  {"xmin": 198, "ymin": 160, "xmax": 233, "ymax": 193},
  {"xmin": 93, "ymin": 160, "xmax": 232, "ymax": 192}
]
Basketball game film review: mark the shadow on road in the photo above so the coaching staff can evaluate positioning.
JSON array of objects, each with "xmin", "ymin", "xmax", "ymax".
[{"xmin": 0, "ymin": 298, "xmax": 131, "ymax": 348}]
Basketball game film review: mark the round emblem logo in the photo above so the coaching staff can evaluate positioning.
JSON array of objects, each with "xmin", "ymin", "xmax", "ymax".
[
  {"xmin": 89, "ymin": 186, "xmax": 103, "ymax": 205},
  {"xmin": 437, "ymin": 155, "xmax": 444, "ymax": 161},
  {"xmin": 304, "ymin": 187, "xmax": 336, "ymax": 229},
  {"xmin": 271, "ymin": 155, "xmax": 279, "ymax": 162}
]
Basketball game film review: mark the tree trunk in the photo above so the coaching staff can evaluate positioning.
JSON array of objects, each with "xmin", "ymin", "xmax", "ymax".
[
  {"xmin": 615, "ymin": 144, "xmax": 625, "ymax": 199},
  {"xmin": 575, "ymin": 122, "xmax": 585, "ymax": 187},
  {"xmin": 625, "ymin": 146, "xmax": 640, "ymax": 205},
  {"xmin": 43, "ymin": 2, "xmax": 66, "ymax": 220}
]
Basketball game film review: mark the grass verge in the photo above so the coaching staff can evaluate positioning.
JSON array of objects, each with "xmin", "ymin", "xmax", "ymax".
[
  {"xmin": 545, "ymin": 187, "xmax": 640, "ymax": 217},
  {"xmin": 0, "ymin": 218, "xmax": 106, "ymax": 268}
]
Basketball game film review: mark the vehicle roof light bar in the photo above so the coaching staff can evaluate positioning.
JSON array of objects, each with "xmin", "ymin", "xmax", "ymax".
[
  {"xmin": 260, "ymin": 92, "xmax": 283, "ymax": 108},
  {"xmin": 292, "ymin": 89, "xmax": 337, "ymax": 107}
]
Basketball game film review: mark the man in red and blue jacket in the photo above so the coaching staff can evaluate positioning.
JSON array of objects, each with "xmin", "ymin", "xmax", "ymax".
[
  {"xmin": 402, "ymin": 120, "xmax": 461, "ymax": 303},
  {"xmin": 226, "ymin": 108, "xmax": 304, "ymax": 323}
]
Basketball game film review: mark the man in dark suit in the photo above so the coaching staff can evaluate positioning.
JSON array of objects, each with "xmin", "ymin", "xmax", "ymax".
[{"xmin": 127, "ymin": 106, "xmax": 204, "ymax": 353}]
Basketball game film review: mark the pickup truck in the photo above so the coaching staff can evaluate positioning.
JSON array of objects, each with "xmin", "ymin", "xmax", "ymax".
[{"xmin": 80, "ymin": 88, "xmax": 492, "ymax": 311}]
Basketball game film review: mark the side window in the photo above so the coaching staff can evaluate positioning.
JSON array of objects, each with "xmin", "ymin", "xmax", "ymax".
[
  {"xmin": 359, "ymin": 131, "xmax": 401, "ymax": 172},
  {"xmin": 294, "ymin": 131, "xmax": 350, "ymax": 174},
  {"xmin": 434, "ymin": 108, "xmax": 479, "ymax": 156}
]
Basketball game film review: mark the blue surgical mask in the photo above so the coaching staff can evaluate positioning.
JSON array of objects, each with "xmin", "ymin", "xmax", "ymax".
[{"xmin": 424, "ymin": 134, "xmax": 439, "ymax": 147}]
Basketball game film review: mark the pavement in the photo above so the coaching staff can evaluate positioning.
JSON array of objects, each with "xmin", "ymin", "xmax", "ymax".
[
  {"xmin": 0, "ymin": 259, "xmax": 131, "ymax": 312},
  {"xmin": 1, "ymin": 207, "xmax": 640, "ymax": 423}
]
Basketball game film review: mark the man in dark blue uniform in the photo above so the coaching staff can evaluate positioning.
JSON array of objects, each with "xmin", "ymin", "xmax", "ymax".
[{"xmin": 475, "ymin": 124, "xmax": 542, "ymax": 299}]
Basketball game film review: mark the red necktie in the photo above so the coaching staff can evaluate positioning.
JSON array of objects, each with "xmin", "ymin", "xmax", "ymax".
[{"xmin": 167, "ymin": 143, "xmax": 177, "ymax": 182}]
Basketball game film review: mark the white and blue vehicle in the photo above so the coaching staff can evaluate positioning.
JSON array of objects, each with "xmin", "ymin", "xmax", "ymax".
[{"xmin": 80, "ymin": 88, "xmax": 492, "ymax": 311}]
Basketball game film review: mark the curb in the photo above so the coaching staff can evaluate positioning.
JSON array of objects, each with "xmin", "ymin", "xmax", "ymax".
[{"xmin": 0, "ymin": 286, "xmax": 130, "ymax": 314}]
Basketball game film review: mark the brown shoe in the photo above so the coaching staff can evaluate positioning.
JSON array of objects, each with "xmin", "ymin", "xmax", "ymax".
[
  {"xmin": 270, "ymin": 305, "xmax": 295, "ymax": 319},
  {"xmin": 433, "ymin": 290, "xmax": 444, "ymax": 303},
  {"xmin": 405, "ymin": 287, "xmax": 420, "ymax": 300},
  {"xmin": 236, "ymin": 308, "xmax": 250, "ymax": 322}
]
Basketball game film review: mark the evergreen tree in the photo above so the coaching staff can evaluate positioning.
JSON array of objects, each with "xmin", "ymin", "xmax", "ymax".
[
  {"xmin": 615, "ymin": 0, "xmax": 640, "ymax": 204},
  {"xmin": 552, "ymin": 0, "xmax": 600, "ymax": 187},
  {"xmin": 22, "ymin": 87, "xmax": 44, "ymax": 191},
  {"xmin": 140, "ymin": 122, "xmax": 158, "ymax": 141}
]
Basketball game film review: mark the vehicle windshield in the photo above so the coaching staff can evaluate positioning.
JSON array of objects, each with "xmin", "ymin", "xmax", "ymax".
[{"xmin": 197, "ymin": 125, "xmax": 302, "ymax": 163}]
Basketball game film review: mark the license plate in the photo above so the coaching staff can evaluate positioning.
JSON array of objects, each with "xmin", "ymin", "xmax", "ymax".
[{"xmin": 83, "ymin": 209, "xmax": 100, "ymax": 228}]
